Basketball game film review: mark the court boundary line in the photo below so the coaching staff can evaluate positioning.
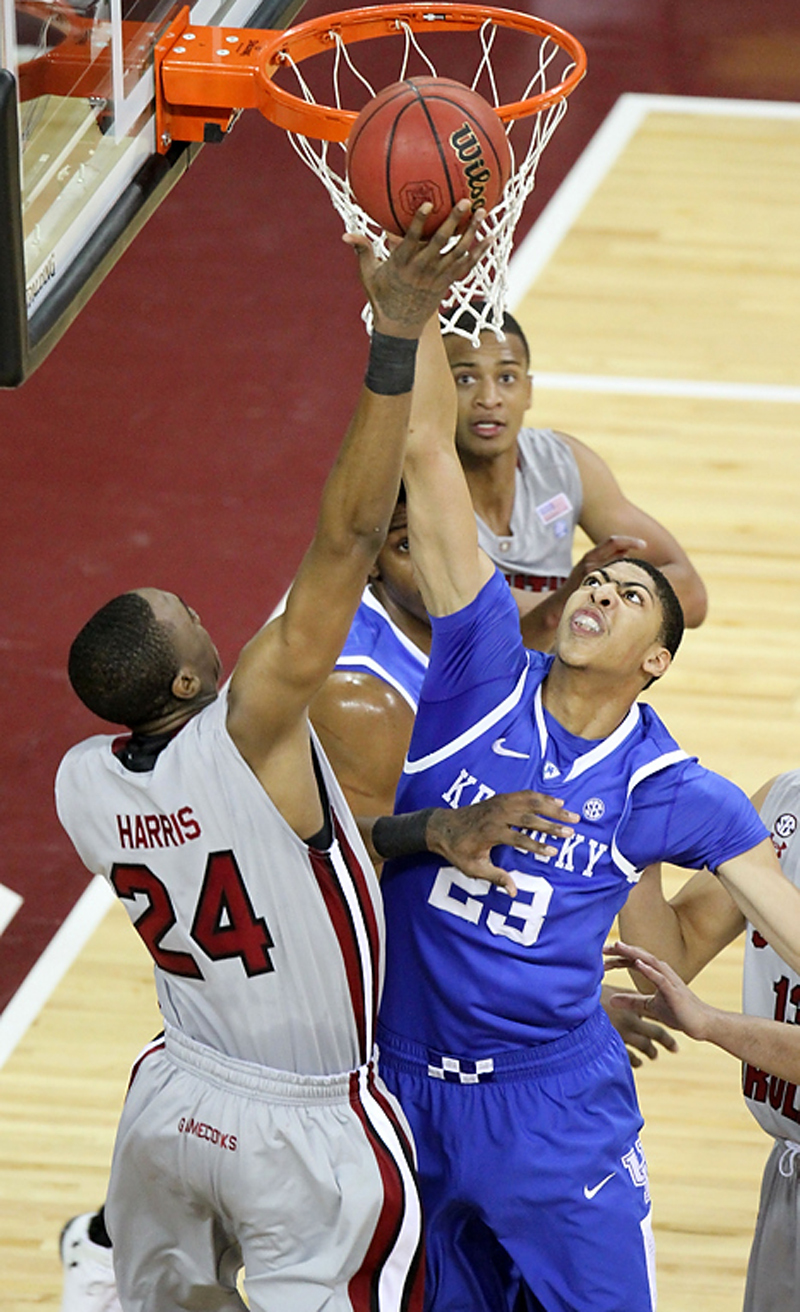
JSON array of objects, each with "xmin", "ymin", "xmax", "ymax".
[
  {"xmin": 2, "ymin": 91, "xmax": 797, "ymax": 1071},
  {"xmin": 0, "ymin": 876, "xmax": 115, "ymax": 1071},
  {"xmin": 532, "ymin": 375, "xmax": 800, "ymax": 404},
  {"xmin": 508, "ymin": 92, "xmax": 800, "ymax": 403}
]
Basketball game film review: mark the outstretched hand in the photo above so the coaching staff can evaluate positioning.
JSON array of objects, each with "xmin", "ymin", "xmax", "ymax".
[
  {"xmin": 344, "ymin": 201, "xmax": 488, "ymax": 339},
  {"xmin": 425, "ymin": 790, "xmax": 579, "ymax": 896},
  {"xmin": 603, "ymin": 941, "xmax": 715, "ymax": 1041},
  {"xmin": 600, "ymin": 983, "xmax": 678, "ymax": 1068}
]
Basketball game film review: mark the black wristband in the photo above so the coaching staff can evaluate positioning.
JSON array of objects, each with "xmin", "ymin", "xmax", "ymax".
[
  {"xmin": 372, "ymin": 808, "xmax": 437, "ymax": 859},
  {"xmin": 365, "ymin": 331, "xmax": 418, "ymax": 396}
]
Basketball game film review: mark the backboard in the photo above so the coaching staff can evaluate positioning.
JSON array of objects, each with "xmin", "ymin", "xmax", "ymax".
[{"xmin": 0, "ymin": 0, "xmax": 306, "ymax": 386}]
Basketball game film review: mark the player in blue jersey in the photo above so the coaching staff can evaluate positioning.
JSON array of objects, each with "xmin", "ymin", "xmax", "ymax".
[{"xmin": 375, "ymin": 317, "xmax": 800, "ymax": 1312}]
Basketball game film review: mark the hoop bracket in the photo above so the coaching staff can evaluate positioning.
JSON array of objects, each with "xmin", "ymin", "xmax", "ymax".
[{"xmin": 154, "ymin": 7, "xmax": 281, "ymax": 151}]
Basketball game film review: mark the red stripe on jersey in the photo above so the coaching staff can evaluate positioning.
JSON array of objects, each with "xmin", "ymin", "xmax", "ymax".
[
  {"xmin": 126, "ymin": 1034, "xmax": 165, "ymax": 1094},
  {"xmin": 503, "ymin": 571, "xmax": 566, "ymax": 593},
  {"xmin": 348, "ymin": 1071, "xmax": 425, "ymax": 1312},
  {"xmin": 308, "ymin": 846, "xmax": 369, "ymax": 1063},
  {"xmin": 332, "ymin": 813, "xmax": 382, "ymax": 1026}
]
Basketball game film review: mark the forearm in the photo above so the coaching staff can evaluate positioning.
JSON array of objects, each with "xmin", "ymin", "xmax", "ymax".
[
  {"xmin": 619, "ymin": 869, "xmax": 698, "ymax": 984},
  {"xmin": 716, "ymin": 839, "xmax": 800, "ymax": 975},
  {"xmin": 698, "ymin": 1007, "xmax": 800, "ymax": 1083},
  {"xmin": 316, "ymin": 337, "xmax": 417, "ymax": 554},
  {"xmin": 404, "ymin": 323, "xmax": 489, "ymax": 614},
  {"xmin": 717, "ymin": 861, "xmax": 800, "ymax": 976}
]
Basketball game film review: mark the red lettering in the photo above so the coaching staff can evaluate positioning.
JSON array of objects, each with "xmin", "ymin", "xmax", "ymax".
[
  {"xmin": 160, "ymin": 815, "xmax": 178, "ymax": 846},
  {"xmin": 177, "ymin": 1113, "xmax": 235, "ymax": 1148},
  {"xmin": 170, "ymin": 813, "xmax": 186, "ymax": 844},
  {"xmin": 743, "ymin": 1063, "xmax": 769, "ymax": 1102},
  {"xmin": 178, "ymin": 807, "xmax": 201, "ymax": 840},
  {"xmin": 782, "ymin": 1083, "xmax": 800, "ymax": 1124},
  {"xmin": 117, "ymin": 815, "xmax": 134, "ymax": 848},
  {"xmin": 768, "ymin": 1076, "xmax": 787, "ymax": 1110},
  {"xmin": 134, "ymin": 815, "xmax": 148, "ymax": 848},
  {"xmin": 144, "ymin": 815, "xmax": 163, "ymax": 848}
]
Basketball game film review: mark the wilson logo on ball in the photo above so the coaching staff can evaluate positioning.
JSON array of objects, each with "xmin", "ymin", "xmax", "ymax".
[
  {"xmin": 347, "ymin": 76, "xmax": 511, "ymax": 237},
  {"xmin": 449, "ymin": 123, "xmax": 494, "ymax": 212}
]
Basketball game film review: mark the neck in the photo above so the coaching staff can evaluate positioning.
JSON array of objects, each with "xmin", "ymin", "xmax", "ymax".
[
  {"xmin": 369, "ymin": 583, "xmax": 432, "ymax": 656},
  {"xmin": 459, "ymin": 443, "xmax": 518, "ymax": 536},
  {"xmin": 134, "ymin": 689, "xmax": 217, "ymax": 736},
  {"xmin": 542, "ymin": 660, "xmax": 642, "ymax": 740}
]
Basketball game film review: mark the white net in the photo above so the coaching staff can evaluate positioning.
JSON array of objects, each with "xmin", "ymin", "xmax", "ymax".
[{"xmin": 271, "ymin": 14, "xmax": 578, "ymax": 341}]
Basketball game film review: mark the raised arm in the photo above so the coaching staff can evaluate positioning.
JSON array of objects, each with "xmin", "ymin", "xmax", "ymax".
[
  {"xmin": 403, "ymin": 319, "xmax": 494, "ymax": 617},
  {"xmin": 227, "ymin": 205, "xmax": 485, "ymax": 771},
  {"xmin": 562, "ymin": 431, "xmax": 708, "ymax": 629}
]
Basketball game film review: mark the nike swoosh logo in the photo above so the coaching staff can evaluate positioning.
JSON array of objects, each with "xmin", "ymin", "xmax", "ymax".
[
  {"xmin": 583, "ymin": 1173, "xmax": 615, "ymax": 1200},
  {"xmin": 491, "ymin": 737, "xmax": 529, "ymax": 759}
]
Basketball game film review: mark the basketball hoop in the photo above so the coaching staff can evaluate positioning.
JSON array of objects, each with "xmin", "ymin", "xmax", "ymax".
[{"xmin": 252, "ymin": 4, "xmax": 586, "ymax": 340}]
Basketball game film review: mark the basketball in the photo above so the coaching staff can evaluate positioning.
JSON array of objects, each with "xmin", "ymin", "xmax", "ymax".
[{"xmin": 346, "ymin": 77, "xmax": 512, "ymax": 237}]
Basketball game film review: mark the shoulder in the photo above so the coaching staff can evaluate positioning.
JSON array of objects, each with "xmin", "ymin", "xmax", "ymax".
[
  {"xmin": 311, "ymin": 669, "xmax": 415, "ymax": 725},
  {"xmin": 517, "ymin": 426, "xmax": 580, "ymax": 470}
]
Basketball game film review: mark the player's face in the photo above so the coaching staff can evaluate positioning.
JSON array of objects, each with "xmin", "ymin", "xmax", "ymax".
[
  {"xmin": 445, "ymin": 330, "xmax": 532, "ymax": 461},
  {"xmin": 136, "ymin": 589, "xmax": 222, "ymax": 697},
  {"xmin": 369, "ymin": 503, "xmax": 429, "ymax": 627},
  {"xmin": 556, "ymin": 564, "xmax": 671, "ymax": 684}
]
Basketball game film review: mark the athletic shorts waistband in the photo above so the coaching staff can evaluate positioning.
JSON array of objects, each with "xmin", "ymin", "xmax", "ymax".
[
  {"xmin": 377, "ymin": 1007, "xmax": 616, "ymax": 1083},
  {"xmin": 163, "ymin": 1024, "xmax": 371, "ymax": 1105}
]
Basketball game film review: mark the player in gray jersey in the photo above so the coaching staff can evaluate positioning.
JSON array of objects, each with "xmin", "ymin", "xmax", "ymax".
[
  {"xmin": 612, "ymin": 769, "xmax": 800, "ymax": 1311},
  {"xmin": 56, "ymin": 206, "xmax": 570, "ymax": 1312},
  {"xmin": 443, "ymin": 304, "xmax": 708, "ymax": 639}
]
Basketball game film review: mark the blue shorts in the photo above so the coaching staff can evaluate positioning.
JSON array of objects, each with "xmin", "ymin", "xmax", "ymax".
[{"xmin": 377, "ymin": 1008, "xmax": 656, "ymax": 1312}]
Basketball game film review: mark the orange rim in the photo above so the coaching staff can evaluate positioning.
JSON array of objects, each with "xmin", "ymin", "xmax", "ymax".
[{"xmin": 254, "ymin": 3, "xmax": 587, "ymax": 141}]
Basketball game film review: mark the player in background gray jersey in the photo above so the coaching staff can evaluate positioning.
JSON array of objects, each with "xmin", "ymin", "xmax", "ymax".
[
  {"xmin": 610, "ymin": 769, "xmax": 800, "ymax": 1311},
  {"xmin": 444, "ymin": 305, "xmax": 708, "ymax": 641}
]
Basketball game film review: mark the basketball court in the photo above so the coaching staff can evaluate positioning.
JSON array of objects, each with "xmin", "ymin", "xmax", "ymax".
[{"xmin": 2, "ymin": 0, "xmax": 800, "ymax": 1306}]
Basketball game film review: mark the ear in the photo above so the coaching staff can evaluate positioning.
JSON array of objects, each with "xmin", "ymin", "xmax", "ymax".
[
  {"xmin": 642, "ymin": 645, "xmax": 671, "ymax": 683},
  {"xmin": 368, "ymin": 559, "xmax": 382, "ymax": 583},
  {"xmin": 525, "ymin": 372, "xmax": 533, "ymax": 409},
  {"xmin": 171, "ymin": 668, "xmax": 202, "ymax": 702}
]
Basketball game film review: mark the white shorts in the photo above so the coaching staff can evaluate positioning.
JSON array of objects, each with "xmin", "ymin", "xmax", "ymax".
[{"xmin": 106, "ymin": 1026, "xmax": 424, "ymax": 1312}]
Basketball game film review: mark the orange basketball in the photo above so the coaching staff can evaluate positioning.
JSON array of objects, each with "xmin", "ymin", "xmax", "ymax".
[{"xmin": 346, "ymin": 77, "xmax": 511, "ymax": 237}]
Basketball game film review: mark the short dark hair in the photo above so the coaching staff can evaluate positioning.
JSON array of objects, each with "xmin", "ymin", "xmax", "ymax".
[
  {"xmin": 68, "ymin": 592, "xmax": 179, "ymax": 727},
  {"xmin": 442, "ymin": 300, "xmax": 530, "ymax": 366},
  {"xmin": 618, "ymin": 558, "xmax": 684, "ymax": 685}
]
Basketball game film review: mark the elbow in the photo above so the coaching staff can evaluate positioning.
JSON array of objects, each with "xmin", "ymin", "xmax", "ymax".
[{"xmin": 681, "ymin": 577, "xmax": 709, "ymax": 629}]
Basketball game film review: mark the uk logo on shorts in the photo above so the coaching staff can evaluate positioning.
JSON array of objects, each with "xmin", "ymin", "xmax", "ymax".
[{"xmin": 622, "ymin": 1138, "xmax": 650, "ymax": 1205}]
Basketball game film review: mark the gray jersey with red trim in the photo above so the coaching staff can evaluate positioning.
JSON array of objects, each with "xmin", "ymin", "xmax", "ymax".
[
  {"xmin": 742, "ymin": 769, "xmax": 800, "ymax": 1141},
  {"xmin": 55, "ymin": 690, "xmax": 383, "ymax": 1076},
  {"xmin": 474, "ymin": 427, "xmax": 583, "ymax": 592}
]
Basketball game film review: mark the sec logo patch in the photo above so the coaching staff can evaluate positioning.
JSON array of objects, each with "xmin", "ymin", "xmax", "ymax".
[{"xmin": 774, "ymin": 813, "xmax": 797, "ymax": 840}]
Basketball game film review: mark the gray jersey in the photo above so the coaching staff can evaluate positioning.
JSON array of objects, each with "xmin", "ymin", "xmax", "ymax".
[
  {"xmin": 55, "ymin": 690, "xmax": 383, "ymax": 1076},
  {"xmin": 475, "ymin": 427, "xmax": 583, "ymax": 592},
  {"xmin": 742, "ymin": 769, "xmax": 800, "ymax": 1142}
]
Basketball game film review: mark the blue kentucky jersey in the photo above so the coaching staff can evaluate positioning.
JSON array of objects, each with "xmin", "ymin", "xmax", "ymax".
[
  {"xmin": 379, "ymin": 570, "xmax": 766, "ymax": 1056},
  {"xmin": 336, "ymin": 587, "xmax": 428, "ymax": 711}
]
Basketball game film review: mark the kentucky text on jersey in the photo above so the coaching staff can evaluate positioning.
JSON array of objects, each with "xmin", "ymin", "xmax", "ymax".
[{"xmin": 116, "ymin": 807, "xmax": 201, "ymax": 849}]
